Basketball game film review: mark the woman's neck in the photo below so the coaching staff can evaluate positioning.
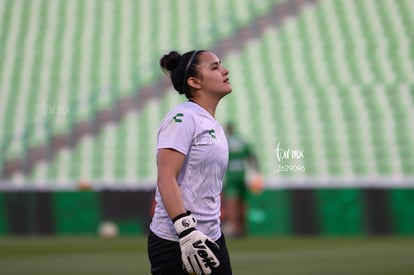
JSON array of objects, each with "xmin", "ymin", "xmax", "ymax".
[{"xmin": 189, "ymin": 97, "xmax": 219, "ymax": 118}]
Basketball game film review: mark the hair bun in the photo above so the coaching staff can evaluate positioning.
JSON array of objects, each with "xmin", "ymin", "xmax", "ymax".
[{"xmin": 160, "ymin": 51, "xmax": 182, "ymax": 73}]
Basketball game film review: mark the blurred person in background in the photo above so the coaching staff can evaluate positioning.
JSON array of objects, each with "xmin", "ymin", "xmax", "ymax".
[
  {"xmin": 222, "ymin": 122, "xmax": 262, "ymax": 238},
  {"xmin": 147, "ymin": 50, "xmax": 233, "ymax": 275}
]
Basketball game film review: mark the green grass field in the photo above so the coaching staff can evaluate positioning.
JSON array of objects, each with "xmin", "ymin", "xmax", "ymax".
[{"xmin": 1, "ymin": 236, "xmax": 414, "ymax": 275}]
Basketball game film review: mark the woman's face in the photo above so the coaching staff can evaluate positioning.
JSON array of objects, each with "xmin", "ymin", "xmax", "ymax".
[{"xmin": 193, "ymin": 51, "xmax": 232, "ymax": 98}]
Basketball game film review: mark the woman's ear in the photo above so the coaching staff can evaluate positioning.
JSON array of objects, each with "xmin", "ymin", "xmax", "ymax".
[{"xmin": 187, "ymin": 77, "xmax": 202, "ymax": 90}]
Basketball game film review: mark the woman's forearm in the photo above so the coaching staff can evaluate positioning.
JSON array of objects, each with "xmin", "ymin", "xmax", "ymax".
[
  {"xmin": 156, "ymin": 148, "xmax": 187, "ymax": 220},
  {"xmin": 157, "ymin": 176, "xmax": 186, "ymax": 219}
]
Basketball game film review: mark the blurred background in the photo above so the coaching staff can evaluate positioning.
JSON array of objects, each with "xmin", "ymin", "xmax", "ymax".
[{"xmin": 0, "ymin": 0, "xmax": 414, "ymax": 273}]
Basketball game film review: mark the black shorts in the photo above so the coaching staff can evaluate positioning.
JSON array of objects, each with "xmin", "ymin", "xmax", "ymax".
[{"xmin": 147, "ymin": 230, "xmax": 232, "ymax": 275}]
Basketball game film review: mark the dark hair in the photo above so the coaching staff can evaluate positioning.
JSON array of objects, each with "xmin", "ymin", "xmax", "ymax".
[{"xmin": 160, "ymin": 50, "xmax": 205, "ymax": 98}]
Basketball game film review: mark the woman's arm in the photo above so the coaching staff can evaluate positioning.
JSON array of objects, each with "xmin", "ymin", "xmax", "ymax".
[{"xmin": 156, "ymin": 148, "xmax": 186, "ymax": 219}]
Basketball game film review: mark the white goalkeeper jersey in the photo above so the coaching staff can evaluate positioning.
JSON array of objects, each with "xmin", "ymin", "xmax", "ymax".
[{"xmin": 150, "ymin": 101, "xmax": 228, "ymax": 242}]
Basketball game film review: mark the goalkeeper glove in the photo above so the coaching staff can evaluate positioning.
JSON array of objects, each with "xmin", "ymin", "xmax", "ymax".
[{"xmin": 173, "ymin": 211, "xmax": 220, "ymax": 275}]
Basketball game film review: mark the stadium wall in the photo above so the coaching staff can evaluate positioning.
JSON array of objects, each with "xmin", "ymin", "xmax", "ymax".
[{"xmin": 1, "ymin": 188, "xmax": 414, "ymax": 236}]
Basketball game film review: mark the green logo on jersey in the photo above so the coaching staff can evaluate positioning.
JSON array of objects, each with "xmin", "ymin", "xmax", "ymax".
[
  {"xmin": 208, "ymin": 129, "xmax": 216, "ymax": 139},
  {"xmin": 173, "ymin": 113, "xmax": 184, "ymax": 123}
]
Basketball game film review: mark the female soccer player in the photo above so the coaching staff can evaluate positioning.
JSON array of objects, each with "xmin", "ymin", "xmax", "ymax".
[{"xmin": 147, "ymin": 50, "xmax": 233, "ymax": 275}]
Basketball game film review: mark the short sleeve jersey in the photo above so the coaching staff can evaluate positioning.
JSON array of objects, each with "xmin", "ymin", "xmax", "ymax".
[{"xmin": 150, "ymin": 101, "xmax": 229, "ymax": 242}]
